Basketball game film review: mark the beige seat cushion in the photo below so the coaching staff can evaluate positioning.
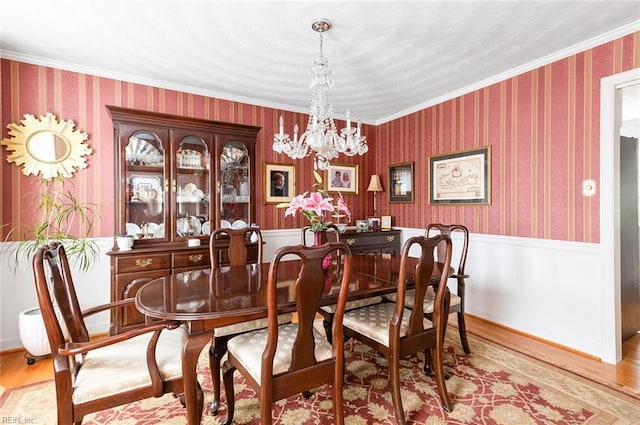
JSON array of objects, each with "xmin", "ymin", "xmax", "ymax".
[
  {"xmin": 343, "ymin": 303, "xmax": 432, "ymax": 347},
  {"xmin": 214, "ymin": 313, "xmax": 293, "ymax": 337},
  {"xmin": 72, "ymin": 325, "xmax": 187, "ymax": 404},
  {"xmin": 319, "ymin": 296, "xmax": 383, "ymax": 314},
  {"xmin": 227, "ymin": 323, "xmax": 333, "ymax": 384},
  {"xmin": 383, "ymin": 287, "xmax": 461, "ymax": 312}
]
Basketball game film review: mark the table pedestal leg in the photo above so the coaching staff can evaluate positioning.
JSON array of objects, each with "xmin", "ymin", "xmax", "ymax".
[{"xmin": 183, "ymin": 331, "xmax": 210, "ymax": 425}]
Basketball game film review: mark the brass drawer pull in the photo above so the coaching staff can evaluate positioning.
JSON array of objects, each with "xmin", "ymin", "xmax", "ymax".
[
  {"xmin": 136, "ymin": 258, "xmax": 153, "ymax": 268},
  {"xmin": 387, "ymin": 235, "xmax": 395, "ymax": 242},
  {"xmin": 345, "ymin": 238, "xmax": 355, "ymax": 245},
  {"xmin": 189, "ymin": 254, "xmax": 204, "ymax": 263}
]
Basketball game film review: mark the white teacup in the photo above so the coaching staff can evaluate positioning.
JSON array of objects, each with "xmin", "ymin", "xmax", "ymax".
[{"xmin": 116, "ymin": 236, "xmax": 134, "ymax": 251}]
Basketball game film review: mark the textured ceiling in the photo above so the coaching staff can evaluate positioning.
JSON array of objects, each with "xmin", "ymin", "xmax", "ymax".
[{"xmin": 1, "ymin": 1, "xmax": 639, "ymax": 124}]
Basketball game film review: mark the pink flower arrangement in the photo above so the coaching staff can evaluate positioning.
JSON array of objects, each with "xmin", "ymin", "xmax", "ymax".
[{"xmin": 278, "ymin": 170, "xmax": 351, "ymax": 232}]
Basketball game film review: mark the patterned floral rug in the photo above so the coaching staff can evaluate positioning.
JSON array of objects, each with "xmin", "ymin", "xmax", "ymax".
[{"xmin": 2, "ymin": 329, "xmax": 639, "ymax": 425}]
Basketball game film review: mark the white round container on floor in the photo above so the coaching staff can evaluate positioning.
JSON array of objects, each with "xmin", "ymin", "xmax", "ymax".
[{"xmin": 18, "ymin": 307, "xmax": 51, "ymax": 357}]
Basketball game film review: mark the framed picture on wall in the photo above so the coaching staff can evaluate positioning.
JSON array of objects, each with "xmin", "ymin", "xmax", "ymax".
[
  {"xmin": 264, "ymin": 163, "xmax": 295, "ymax": 204},
  {"xmin": 428, "ymin": 146, "xmax": 491, "ymax": 204},
  {"xmin": 388, "ymin": 162, "xmax": 414, "ymax": 203},
  {"xmin": 326, "ymin": 164, "xmax": 358, "ymax": 194}
]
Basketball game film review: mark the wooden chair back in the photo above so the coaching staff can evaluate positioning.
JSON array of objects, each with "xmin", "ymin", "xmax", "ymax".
[
  {"xmin": 300, "ymin": 224, "xmax": 340, "ymax": 246},
  {"xmin": 266, "ymin": 242, "xmax": 351, "ymax": 373},
  {"xmin": 395, "ymin": 235, "xmax": 452, "ymax": 341},
  {"xmin": 33, "ymin": 243, "xmax": 89, "ymax": 355},
  {"xmin": 425, "ymin": 223, "xmax": 469, "ymax": 277},
  {"xmin": 210, "ymin": 226, "xmax": 263, "ymax": 267},
  {"xmin": 425, "ymin": 223, "xmax": 471, "ymax": 353}
]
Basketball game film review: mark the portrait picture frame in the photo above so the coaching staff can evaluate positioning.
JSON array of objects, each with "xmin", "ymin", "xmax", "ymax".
[
  {"xmin": 367, "ymin": 216, "xmax": 382, "ymax": 231},
  {"xmin": 428, "ymin": 146, "xmax": 491, "ymax": 205},
  {"xmin": 325, "ymin": 163, "xmax": 359, "ymax": 194},
  {"xmin": 264, "ymin": 163, "xmax": 295, "ymax": 204},
  {"xmin": 388, "ymin": 162, "xmax": 414, "ymax": 203},
  {"xmin": 381, "ymin": 215, "xmax": 392, "ymax": 229}
]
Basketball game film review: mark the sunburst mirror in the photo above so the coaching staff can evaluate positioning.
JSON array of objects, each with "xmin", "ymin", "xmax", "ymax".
[{"xmin": 1, "ymin": 113, "xmax": 92, "ymax": 180}]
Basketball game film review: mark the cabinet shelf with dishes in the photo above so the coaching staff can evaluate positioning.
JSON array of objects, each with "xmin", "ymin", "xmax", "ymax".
[{"xmin": 106, "ymin": 106, "xmax": 261, "ymax": 334}]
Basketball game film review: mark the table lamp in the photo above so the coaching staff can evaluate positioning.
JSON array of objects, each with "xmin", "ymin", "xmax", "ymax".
[{"xmin": 367, "ymin": 174, "xmax": 383, "ymax": 216}]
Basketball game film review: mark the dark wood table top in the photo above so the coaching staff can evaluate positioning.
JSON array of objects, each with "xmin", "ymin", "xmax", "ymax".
[{"xmin": 135, "ymin": 253, "xmax": 449, "ymax": 325}]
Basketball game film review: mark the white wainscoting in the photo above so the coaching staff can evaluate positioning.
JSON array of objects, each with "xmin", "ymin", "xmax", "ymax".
[{"xmin": 0, "ymin": 230, "xmax": 606, "ymax": 362}]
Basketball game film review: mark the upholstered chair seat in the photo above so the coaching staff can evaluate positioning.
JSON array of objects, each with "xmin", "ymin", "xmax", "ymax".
[
  {"xmin": 72, "ymin": 325, "xmax": 187, "ymax": 403},
  {"xmin": 343, "ymin": 302, "xmax": 433, "ymax": 347},
  {"xmin": 226, "ymin": 323, "xmax": 333, "ymax": 383},
  {"xmin": 319, "ymin": 296, "xmax": 383, "ymax": 314},
  {"xmin": 384, "ymin": 287, "xmax": 462, "ymax": 314},
  {"xmin": 213, "ymin": 315, "xmax": 292, "ymax": 337}
]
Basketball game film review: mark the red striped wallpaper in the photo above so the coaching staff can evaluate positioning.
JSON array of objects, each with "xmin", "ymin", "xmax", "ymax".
[
  {"xmin": 2, "ymin": 31, "xmax": 638, "ymax": 243},
  {"xmin": 374, "ymin": 31, "xmax": 639, "ymax": 243}
]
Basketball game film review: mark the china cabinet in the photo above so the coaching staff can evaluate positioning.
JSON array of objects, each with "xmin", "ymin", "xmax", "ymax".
[{"xmin": 106, "ymin": 106, "xmax": 260, "ymax": 334}]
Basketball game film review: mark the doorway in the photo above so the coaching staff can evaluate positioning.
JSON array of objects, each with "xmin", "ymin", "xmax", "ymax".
[{"xmin": 600, "ymin": 68, "xmax": 640, "ymax": 364}]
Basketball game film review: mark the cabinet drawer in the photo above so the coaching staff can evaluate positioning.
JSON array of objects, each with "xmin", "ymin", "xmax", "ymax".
[
  {"xmin": 341, "ymin": 230, "xmax": 401, "ymax": 255},
  {"xmin": 114, "ymin": 253, "xmax": 171, "ymax": 273},
  {"xmin": 173, "ymin": 250, "xmax": 211, "ymax": 268}
]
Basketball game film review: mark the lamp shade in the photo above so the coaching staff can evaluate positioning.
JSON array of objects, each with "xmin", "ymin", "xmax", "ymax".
[{"xmin": 367, "ymin": 174, "xmax": 383, "ymax": 192}]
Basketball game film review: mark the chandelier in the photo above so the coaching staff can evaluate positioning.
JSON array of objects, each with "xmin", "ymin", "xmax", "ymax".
[{"xmin": 273, "ymin": 18, "xmax": 368, "ymax": 170}]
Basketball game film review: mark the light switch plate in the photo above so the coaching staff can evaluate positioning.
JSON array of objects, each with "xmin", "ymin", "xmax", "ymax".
[{"xmin": 582, "ymin": 179, "xmax": 596, "ymax": 197}]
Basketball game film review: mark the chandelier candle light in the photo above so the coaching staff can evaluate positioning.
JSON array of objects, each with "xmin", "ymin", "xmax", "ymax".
[{"xmin": 273, "ymin": 18, "xmax": 368, "ymax": 170}]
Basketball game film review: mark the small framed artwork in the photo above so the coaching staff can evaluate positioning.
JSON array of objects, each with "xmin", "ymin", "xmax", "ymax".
[
  {"xmin": 264, "ymin": 163, "xmax": 295, "ymax": 204},
  {"xmin": 326, "ymin": 163, "xmax": 358, "ymax": 194},
  {"xmin": 381, "ymin": 215, "xmax": 392, "ymax": 229},
  {"xmin": 428, "ymin": 146, "xmax": 491, "ymax": 204},
  {"xmin": 388, "ymin": 162, "xmax": 414, "ymax": 203},
  {"xmin": 367, "ymin": 216, "xmax": 381, "ymax": 231}
]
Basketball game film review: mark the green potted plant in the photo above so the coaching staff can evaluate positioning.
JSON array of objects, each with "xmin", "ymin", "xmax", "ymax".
[
  {"xmin": 8, "ymin": 176, "xmax": 100, "ymax": 272},
  {"xmin": 7, "ymin": 176, "xmax": 99, "ymax": 363}
]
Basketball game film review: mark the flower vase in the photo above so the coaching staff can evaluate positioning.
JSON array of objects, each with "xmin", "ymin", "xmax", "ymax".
[
  {"xmin": 313, "ymin": 231, "xmax": 324, "ymax": 247},
  {"xmin": 313, "ymin": 231, "xmax": 332, "ymax": 272}
]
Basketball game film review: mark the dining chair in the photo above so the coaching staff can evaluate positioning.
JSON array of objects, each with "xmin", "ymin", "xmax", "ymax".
[
  {"xmin": 221, "ymin": 241, "xmax": 352, "ymax": 425},
  {"xmin": 301, "ymin": 224, "xmax": 383, "ymax": 343},
  {"xmin": 32, "ymin": 242, "xmax": 200, "ymax": 425},
  {"xmin": 425, "ymin": 223, "xmax": 470, "ymax": 353},
  {"xmin": 384, "ymin": 223, "xmax": 470, "ymax": 354},
  {"xmin": 342, "ymin": 234, "xmax": 454, "ymax": 424},
  {"xmin": 208, "ymin": 226, "xmax": 291, "ymax": 414}
]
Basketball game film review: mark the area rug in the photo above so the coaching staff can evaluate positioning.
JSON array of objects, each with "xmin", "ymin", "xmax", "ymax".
[{"xmin": 2, "ymin": 329, "xmax": 639, "ymax": 425}]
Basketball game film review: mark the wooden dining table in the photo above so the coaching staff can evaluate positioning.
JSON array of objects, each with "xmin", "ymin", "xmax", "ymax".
[{"xmin": 135, "ymin": 253, "xmax": 450, "ymax": 425}]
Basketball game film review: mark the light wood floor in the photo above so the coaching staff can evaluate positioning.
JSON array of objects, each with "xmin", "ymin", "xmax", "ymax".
[{"xmin": 1, "ymin": 314, "xmax": 638, "ymax": 393}]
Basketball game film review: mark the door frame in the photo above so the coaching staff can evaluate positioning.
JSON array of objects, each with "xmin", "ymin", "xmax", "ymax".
[{"xmin": 600, "ymin": 67, "xmax": 640, "ymax": 364}]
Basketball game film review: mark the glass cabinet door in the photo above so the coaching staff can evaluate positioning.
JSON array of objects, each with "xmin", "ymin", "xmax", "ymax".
[
  {"xmin": 124, "ymin": 131, "xmax": 166, "ymax": 240},
  {"xmin": 219, "ymin": 140, "xmax": 250, "ymax": 228},
  {"xmin": 175, "ymin": 135, "xmax": 210, "ymax": 238}
]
